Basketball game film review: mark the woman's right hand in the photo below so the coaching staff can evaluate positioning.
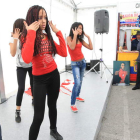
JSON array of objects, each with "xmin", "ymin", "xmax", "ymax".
[
  {"xmin": 23, "ymin": 21, "xmax": 40, "ymax": 31},
  {"xmin": 72, "ymin": 27, "xmax": 79, "ymax": 36},
  {"xmin": 12, "ymin": 28, "xmax": 21, "ymax": 38}
]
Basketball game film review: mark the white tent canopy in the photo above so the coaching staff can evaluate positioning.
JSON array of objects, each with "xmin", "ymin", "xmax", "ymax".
[{"xmin": 57, "ymin": 0, "xmax": 139, "ymax": 9}]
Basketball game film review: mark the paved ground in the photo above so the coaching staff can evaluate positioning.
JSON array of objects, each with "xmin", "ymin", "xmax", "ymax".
[{"xmin": 97, "ymin": 85, "xmax": 140, "ymax": 140}]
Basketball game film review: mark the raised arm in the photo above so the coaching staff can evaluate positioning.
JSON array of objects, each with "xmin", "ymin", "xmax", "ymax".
[
  {"xmin": 48, "ymin": 20, "xmax": 68, "ymax": 57},
  {"xmin": 21, "ymin": 21, "xmax": 40, "ymax": 63},
  {"xmin": 21, "ymin": 30, "xmax": 36, "ymax": 63},
  {"xmin": 9, "ymin": 28, "xmax": 21, "ymax": 57},
  {"xmin": 67, "ymin": 27, "xmax": 79, "ymax": 50},
  {"xmin": 9, "ymin": 39, "xmax": 18, "ymax": 57},
  {"xmin": 54, "ymin": 31, "xmax": 67, "ymax": 57},
  {"xmin": 82, "ymin": 32, "xmax": 93, "ymax": 50}
]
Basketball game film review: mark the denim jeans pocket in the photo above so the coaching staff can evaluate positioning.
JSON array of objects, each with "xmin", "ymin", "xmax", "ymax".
[{"xmin": 71, "ymin": 61, "xmax": 77, "ymax": 66}]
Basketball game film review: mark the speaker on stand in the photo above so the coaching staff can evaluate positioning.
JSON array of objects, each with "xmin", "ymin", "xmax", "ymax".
[{"xmin": 84, "ymin": 10, "xmax": 113, "ymax": 83}]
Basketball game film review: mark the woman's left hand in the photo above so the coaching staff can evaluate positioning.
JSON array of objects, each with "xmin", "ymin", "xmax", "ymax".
[{"xmin": 49, "ymin": 21, "xmax": 59, "ymax": 33}]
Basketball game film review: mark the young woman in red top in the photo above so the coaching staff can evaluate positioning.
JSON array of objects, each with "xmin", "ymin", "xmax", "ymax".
[
  {"xmin": 21, "ymin": 5, "xmax": 67, "ymax": 140},
  {"xmin": 67, "ymin": 22, "xmax": 93, "ymax": 113}
]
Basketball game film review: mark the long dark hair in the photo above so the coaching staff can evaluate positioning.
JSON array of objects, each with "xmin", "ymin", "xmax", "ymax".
[
  {"xmin": 69, "ymin": 22, "xmax": 84, "ymax": 43},
  {"xmin": 21, "ymin": 5, "xmax": 56, "ymax": 56},
  {"xmin": 12, "ymin": 18, "xmax": 25, "ymax": 38}
]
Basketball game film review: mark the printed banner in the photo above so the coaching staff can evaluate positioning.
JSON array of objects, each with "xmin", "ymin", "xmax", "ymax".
[{"xmin": 120, "ymin": 12, "xmax": 140, "ymax": 28}]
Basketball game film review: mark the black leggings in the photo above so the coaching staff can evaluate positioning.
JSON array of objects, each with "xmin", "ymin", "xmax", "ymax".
[
  {"xmin": 16, "ymin": 67, "xmax": 33, "ymax": 106},
  {"xmin": 29, "ymin": 68, "xmax": 60, "ymax": 140}
]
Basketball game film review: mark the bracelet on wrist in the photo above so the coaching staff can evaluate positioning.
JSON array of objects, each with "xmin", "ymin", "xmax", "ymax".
[{"xmin": 13, "ymin": 38, "xmax": 18, "ymax": 40}]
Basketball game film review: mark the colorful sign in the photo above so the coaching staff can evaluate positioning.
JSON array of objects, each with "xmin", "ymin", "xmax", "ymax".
[{"xmin": 120, "ymin": 12, "xmax": 140, "ymax": 28}]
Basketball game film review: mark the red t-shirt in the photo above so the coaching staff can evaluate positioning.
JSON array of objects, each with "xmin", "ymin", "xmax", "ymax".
[
  {"xmin": 67, "ymin": 42, "xmax": 84, "ymax": 61},
  {"xmin": 21, "ymin": 30, "xmax": 67, "ymax": 76}
]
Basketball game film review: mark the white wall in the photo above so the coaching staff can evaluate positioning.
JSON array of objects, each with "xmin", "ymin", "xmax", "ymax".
[
  {"xmin": 118, "ymin": 1, "xmax": 140, "ymax": 12},
  {"xmin": 77, "ymin": 7, "xmax": 118, "ymax": 68},
  {"xmin": 50, "ymin": 0, "xmax": 75, "ymax": 71},
  {"xmin": 0, "ymin": 0, "xmax": 74, "ymax": 95},
  {"xmin": 77, "ymin": 0, "xmax": 139, "ymax": 8}
]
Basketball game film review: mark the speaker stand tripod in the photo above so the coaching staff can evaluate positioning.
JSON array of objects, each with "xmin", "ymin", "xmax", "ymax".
[
  {"xmin": 60, "ymin": 57, "xmax": 72, "ymax": 74},
  {"xmin": 84, "ymin": 34, "xmax": 113, "ymax": 83}
]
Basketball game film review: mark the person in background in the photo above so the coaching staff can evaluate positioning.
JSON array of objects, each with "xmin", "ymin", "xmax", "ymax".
[
  {"xmin": 131, "ymin": 31, "xmax": 140, "ymax": 51},
  {"xmin": 132, "ymin": 36, "xmax": 140, "ymax": 90},
  {"xmin": 9, "ymin": 19, "xmax": 33, "ymax": 123}
]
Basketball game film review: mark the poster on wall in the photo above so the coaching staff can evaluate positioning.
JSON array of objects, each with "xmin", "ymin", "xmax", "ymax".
[
  {"xmin": 120, "ymin": 12, "xmax": 140, "ymax": 29},
  {"xmin": 113, "ymin": 61, "xmax": 130, "ymax": 86}
]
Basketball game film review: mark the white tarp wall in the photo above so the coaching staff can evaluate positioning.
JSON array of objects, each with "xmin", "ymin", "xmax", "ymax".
[
  {"xmin": 0, "ymin": 0, "xmax": 74, "ymax": 95},
  {"xmin": 50, "ymin": 0, "xmax": 75, "ymax": 71},
  {"xmin": 118, "ymin": 1, "xmax": 140, "ymax": 12},
  {"xmin": 77, "ymin": 7, "xmax": 118, "ymax": 68}
]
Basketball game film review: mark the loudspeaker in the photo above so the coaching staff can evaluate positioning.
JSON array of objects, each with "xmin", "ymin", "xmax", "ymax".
[
  {"xmin": 86, "ymin": 63, "xmax": 90, "ymax": 70},
  {"xmin": 94, "ymin": 10, "xmax": 109, "ymax": 34},
  {"xmin": 90, "ymin": 60, "xmax": 100, "ymax": 72},
  {"xmin": 66, "ymin": 64, "xmax": 72, "ymax": 70}
]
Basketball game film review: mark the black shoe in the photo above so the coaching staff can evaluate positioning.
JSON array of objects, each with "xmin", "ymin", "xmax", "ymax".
[
  {"xmin": 32, "ymin": 99, "xmax": 34, "ymax": 106},
  {"xmin": 15, "ymin": 110, "xmax": 21, "ymax": 123},
  {"xmin": 50, "ymin": 129, "xmax": 63, "ymax": 140},
  {"xmin": 132, "ymin": 86, "xmax": 139, "ymax": 90}
]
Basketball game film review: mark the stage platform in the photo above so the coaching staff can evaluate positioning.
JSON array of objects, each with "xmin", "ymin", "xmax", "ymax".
[{"xmin": 0, "ymin": 70, "xmax": 113, "ymax": 140}]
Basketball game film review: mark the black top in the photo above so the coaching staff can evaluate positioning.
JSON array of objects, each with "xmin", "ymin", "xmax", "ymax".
[{"xmin": 131, "ymin": 39, "xmax": 139, "ymax": 51}]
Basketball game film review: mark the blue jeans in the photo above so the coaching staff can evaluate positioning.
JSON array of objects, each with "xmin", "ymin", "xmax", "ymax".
[{"xmin": 71, "ymin": 59, "xmax": 86, "ymax": 105}]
